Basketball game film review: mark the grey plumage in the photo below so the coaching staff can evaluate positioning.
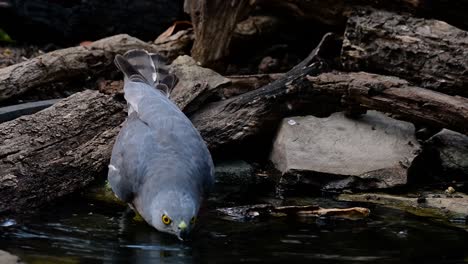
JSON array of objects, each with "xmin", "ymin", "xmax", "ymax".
[{"xmin": 108, "ymin": 49, "xmax": 215, "ymax": 240}]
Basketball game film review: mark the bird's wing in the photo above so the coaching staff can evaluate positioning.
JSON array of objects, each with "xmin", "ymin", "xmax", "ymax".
[{"xmin": 108, "ymin": 113, "xmax": 154, "ymax": 203}]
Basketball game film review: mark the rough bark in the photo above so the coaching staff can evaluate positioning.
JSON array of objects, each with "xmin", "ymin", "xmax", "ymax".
[
  {"xmin": 0, "ymin": 33, "xmax": 192, "ymax": 105},
  {"xmin": 342, "ymin": 9, "xmax": 468, "ymax": 97},
  {"xmin": 308, "ymin": 72, "xmax": 468, "ymax": 136},
  {"xmin": 184, "ymin": 0, "xmax": 253, "ymax": 67},
  {"xmin": 0, "ymin": 34, "xmax": 166, "ymax": 103},
  {"xmin": 0, "ymin": 0, "xmax": 183, "ymax": 44},
  {"xmin": 221, "ymin": 73, "xmax": 284, "ymax": 99},
  {"xmin": 191, "ymin": 68, "xmax": 468, "ymax": 152},
  {"xmin": 153, "ymin": 28, "xmax": 195, "ymax": 62},
  {"xmin": 185, "ymin": 0, "xmax": 468, "ymax": 68},
  {"xmin": 0, "ymin": 90, "xmax": 126, "ymax": 216},
  {"xmin": 189, "ymin": 33, "xmax": 335, "ymax": 150}
]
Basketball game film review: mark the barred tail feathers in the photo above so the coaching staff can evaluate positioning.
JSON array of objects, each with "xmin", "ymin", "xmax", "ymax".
[{"xmin": 114, "ymin": 49, "xmax": 178, "ymax": 97}]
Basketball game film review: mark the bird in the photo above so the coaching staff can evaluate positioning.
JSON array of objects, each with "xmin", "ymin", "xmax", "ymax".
[{"xmin": 108, "ymin": 49, "xmax": 215, "ymax": 240}]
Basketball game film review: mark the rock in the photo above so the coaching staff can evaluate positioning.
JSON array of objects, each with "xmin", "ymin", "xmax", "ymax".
[
  {"xmin": 169, "ymin": 55, "xmax": 231, "ymax": 114},
  {"xmin": 270, "ymin": 111, "xmax": 421, "ymax": 191},
  {"xmin": 426, "ymin": 129, "xmax": 468, "ymax": 178},
  {"xmin": 338, "ymin": 192, "xmax": 468, "ymax": 229},
  {"xmin": 0, "ymin": 250, "xmax": 23, "ymax": 264},
  {"xmin": 215, "ymin": 160, "xmax": 255, "ymax": 186},
  {"xmin": 211, "ymin": 160, "xmax": 256, "ymax": 203}
]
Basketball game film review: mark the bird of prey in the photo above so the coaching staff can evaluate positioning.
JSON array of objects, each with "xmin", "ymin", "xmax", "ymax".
[{"xmin": 108, "ymin": 49, "xmax": 215, "ymax": 240}]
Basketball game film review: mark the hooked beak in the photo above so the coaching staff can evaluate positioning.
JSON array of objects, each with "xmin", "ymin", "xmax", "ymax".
[{"xmin": 177, "ymin": 221, "xmax": 190, "ymax": 241}]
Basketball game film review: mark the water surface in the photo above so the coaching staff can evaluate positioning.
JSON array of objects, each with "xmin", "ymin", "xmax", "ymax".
[{"xmin": 1, "ymin": 194, "xmax": 467, "ymax": 263}]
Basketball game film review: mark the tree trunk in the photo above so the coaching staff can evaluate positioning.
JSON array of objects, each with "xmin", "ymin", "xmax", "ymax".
[
  {"xmin": 341, "ymin": 9, "xmax": 468, "ymax": 97},
  {"xmin": 184, "ymin": 0, "xmax": 253, "ymax": 67}
]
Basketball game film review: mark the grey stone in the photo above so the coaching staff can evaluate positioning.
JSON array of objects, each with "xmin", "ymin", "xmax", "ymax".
[
  {"xmin": 426, "ymin": 129, "xmax": 468, "ymax": 177},
  {"xmin": 270, "ymin": 111, "xmax": 421, "ymax": 190},
  {"xmin": 215, "ymin": 160, "xmax": 255, "ymax": 186},
  {"xmin": 0, "ymin": 250, "xmax": 23, "ymax": 264},
  {"xmin": 170, "ymin": 56, "xmax": 230, "ymax": 113}
]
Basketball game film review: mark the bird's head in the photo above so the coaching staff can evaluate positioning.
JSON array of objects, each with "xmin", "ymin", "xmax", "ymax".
[{"xmin": 150, "ymin": 190, "xmax": 199, "ymax": 241}]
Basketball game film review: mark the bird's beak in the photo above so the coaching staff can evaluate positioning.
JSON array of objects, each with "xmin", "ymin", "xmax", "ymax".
[
  {"xmin": 178, "ymin": 221, "xmax": 187, "ymax": 230},
  {"xmin": 177, "ymin": 221, "xmax": 189, "ymax": 241}
]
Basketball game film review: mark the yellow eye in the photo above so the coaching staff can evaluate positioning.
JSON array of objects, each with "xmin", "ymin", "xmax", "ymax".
[
  {"xmin": 190, "ymin": 216, "xmax": 196, "ymax": 225},
  {"xmin": 162, "ymin": 214, "xmax": 172, "ymax": 225}
]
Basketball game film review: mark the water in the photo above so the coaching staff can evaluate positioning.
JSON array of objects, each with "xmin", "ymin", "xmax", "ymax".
[{"xmin": 1, "ymin": 194, "xmax": 468, "ymax": 264}]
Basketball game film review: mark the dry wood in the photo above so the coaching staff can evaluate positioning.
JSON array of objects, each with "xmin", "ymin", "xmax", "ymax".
[
  {"xmin": 342, "ymin": 9, "xmax": 468, "ymax": 97},
  {"xmin": 221, "ymin": 73, "xmax": 284, "ymax": 99},
  {"xmin": 217, "ymin": 203, "xmax": 370, "ymax": 220},
  {"xmin": 189, "ymin": 33, "xmax": 335, "ymax": 150},
  {"xmin": 0, "ymin": 90, "xmax": 126, "ymax": 216},
  {"xmin": 184, "ymin": 0, "xmax": 253, "ymax": 67},
  {"xmin": 308, "ymin": 72, "xmax": 468, "ymax": 135},
  {"xmin": 0, "ymin": 34, "xmax": 185, "ymax": 103},
  {"xmin": 185, "ymin": 0, "xmax": 468, "ymax": 67}
]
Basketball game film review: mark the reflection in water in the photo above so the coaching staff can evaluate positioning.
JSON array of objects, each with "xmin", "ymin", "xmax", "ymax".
[{"xmin": 0, "ymin": 196, "xmax": 468, "ymax": 263}]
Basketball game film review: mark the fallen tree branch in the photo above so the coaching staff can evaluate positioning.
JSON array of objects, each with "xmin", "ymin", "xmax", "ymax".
[
  {"xmin": 307, "ymin": 72, "xmax": 468, "ymax": 136},
  {"xmin": 218, "ymin": 204, "xmax": 370, "ymax": 221},
  {"xmin": 342, "ymin": 9, "xmax": 468, "ymax": 97},
  {"xmin": 189, "ymin": 33, "xmax": 336, "ymax": 150},
  {"xmin": 0, "ymin": 34, "xmax": 184, "ymax": 103}
]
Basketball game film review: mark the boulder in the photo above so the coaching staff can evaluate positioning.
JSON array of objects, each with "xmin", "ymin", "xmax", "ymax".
[
  {"xmin": 0, "ymin": 250, "xmax": 23, "ymax": 264},
  {"xmin": 170, "ymin": 55, "xmax": 230, "ymax": 114},
  {"xmin": 426, "ymin": 129, "xmax": 468, "ymax": 178},
  {"xmin": 270, "ymin": 111, "xmax": 421, "ymax": 191}
]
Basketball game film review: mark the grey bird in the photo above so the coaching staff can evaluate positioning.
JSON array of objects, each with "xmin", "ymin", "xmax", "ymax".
[{"xmin": 108, "ymin": 49, "xmax": 215, "ymax": 240}]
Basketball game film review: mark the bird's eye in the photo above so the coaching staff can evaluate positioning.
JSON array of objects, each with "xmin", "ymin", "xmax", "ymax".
[
  {"xmin": 162, "ymin": 214, "xmax": 172, "ymax": 225},
  {"xmin": 190, "ymin": 216, "xmax": 196, "ymax": 225}
]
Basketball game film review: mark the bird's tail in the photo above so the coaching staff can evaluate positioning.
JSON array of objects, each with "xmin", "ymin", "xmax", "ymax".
[{"xmin": 114, "ymin": 49, "xmax": 177, "ymax": 97}]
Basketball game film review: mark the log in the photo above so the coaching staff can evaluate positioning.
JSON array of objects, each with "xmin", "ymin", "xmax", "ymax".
[
  {"xmin": 184, "ymin": 0, "xmax": 253, "ymax": 67},
  {"xmin": 221, "ymin": 73, "xmax": 284, "ymax": 99},
  {"xmin": 342, "ymin": 9, "xmax": 468, "ymax": 97},
  {"xmin": 191, "ymin": 68, "xmax": 468, "ymax": 152},
  {"xmin": 0, "ymin": 0, "xmax": 183, "ymax": 44},
  {"xmin": 218, "ymin": 204, "xmax": 370, "ymax": 221},
  {"xmin": 0, "ymin": 34, "xmax": 188, "ymax": 104},
  {"xmin": 189, "ymin": 33, "xmax": 335, "ymax": 150},
  {"xmin": 0, "ymin": 90, "xmax": 126, "ymax": 216},
  {"xmin": 309, "ymin": 72, "xmax": 468, "ymax": 136},
  {"xmin": 185, "ymin": 0, "xmax": 468, "ymax": 67}
]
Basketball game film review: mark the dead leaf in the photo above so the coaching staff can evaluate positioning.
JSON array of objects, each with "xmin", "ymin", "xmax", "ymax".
[
  {"xmin": 155, "ymin": 21, "xmax": 192, "ymax": 43},
  {"xmin": 80, "ymin": 41, "xmax": 93, "ymax": 47}
]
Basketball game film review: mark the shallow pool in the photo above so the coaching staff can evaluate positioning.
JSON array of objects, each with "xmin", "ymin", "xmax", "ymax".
[{"xmin": 1, "ymin": 193, "xmax": 467, "ymax": 264}]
